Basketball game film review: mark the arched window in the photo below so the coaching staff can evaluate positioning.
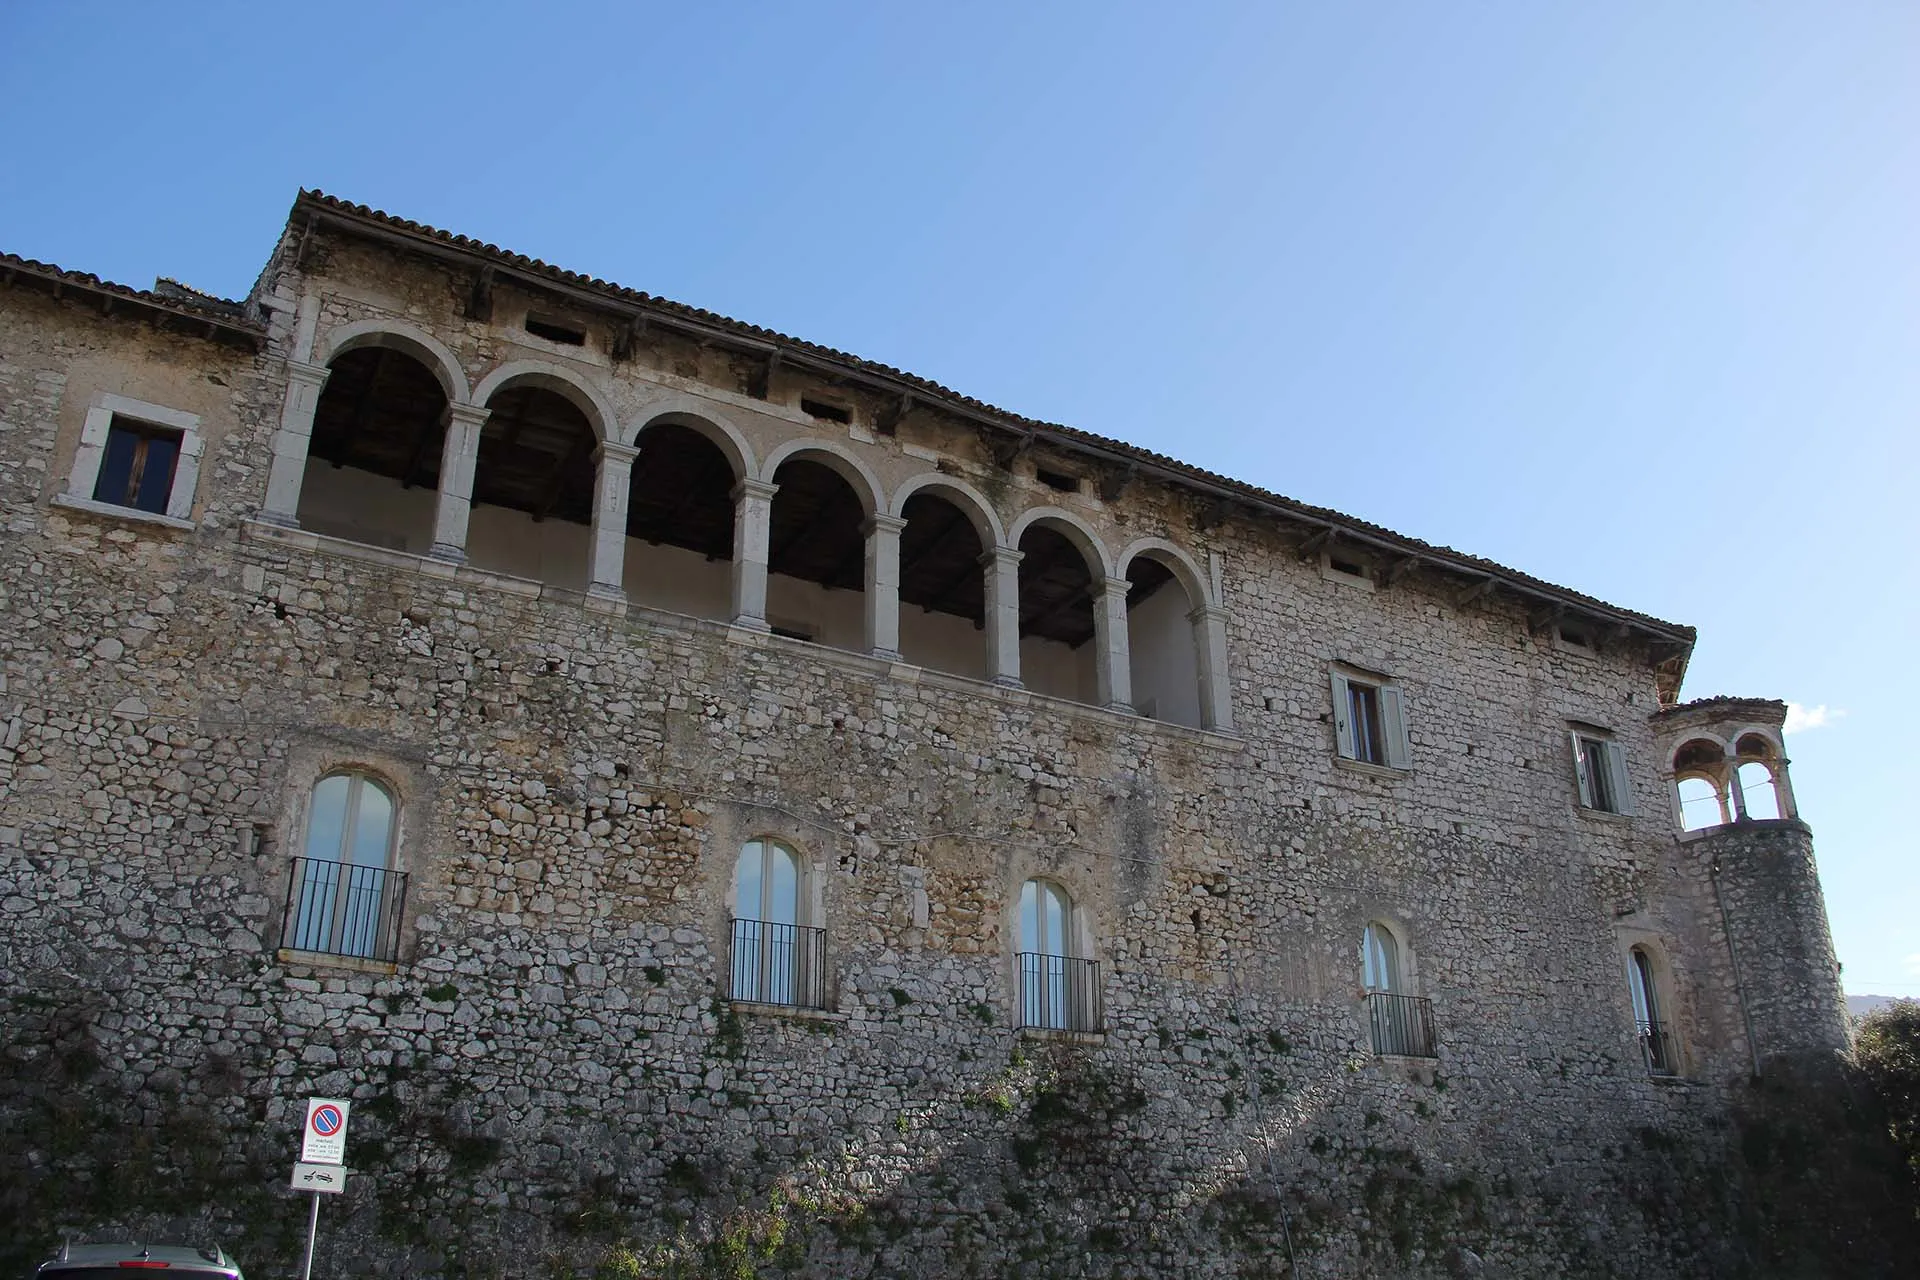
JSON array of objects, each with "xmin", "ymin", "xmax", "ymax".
[
  {"xmin": 1016, "ymin": 879, "xmax": 1100, "ymax": 1032},
  {"xmin": 286, "ymin": 771, "xmax": 404, "ymax": 961},
  {"xmin": 1676, "ymin": 776, "xmax": 1725, "ymax": 831},
  {"xmin": 1628, "ymin": 947, "xmax": 1676, "ymax": 1077},
  {"xmin": 1737, "ymin": 762, "xmax": 1781, "ymax": 820},
  {"xmin": 1361, "ymin": 922, "xmax": 1434, "ymax": 1057},
  {"xmin": 730, "ymin": 839, "xmax": 824, "ymax": 1008}
]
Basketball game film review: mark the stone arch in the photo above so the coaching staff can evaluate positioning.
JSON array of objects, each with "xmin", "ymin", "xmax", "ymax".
[
  {"xmin": 1116, "ymin": 537, "xmax": 1213, "ymax": 611},
  {"xmin": 1006, "ymin": 505, "xmax": 1115, "ymax": 578},
  {"xmin": 761, "ymin": 439, "xmax": 885, "ymax": 518},
  {"xmin": 888, "ymin": 473, "xmax": 1007, "ymax": 549},
  {"xmin": 627, "ymin": 395, "xmax": 757, "ymax": 481},
  {"xmin": 317, "ymin": 319, "xmax": 470, "ymax": 405},
  {"xmin": 472, "ymin": 359, "xmax": 617, "ymax": 442}
]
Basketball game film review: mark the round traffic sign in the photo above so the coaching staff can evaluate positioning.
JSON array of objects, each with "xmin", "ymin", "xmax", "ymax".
[{"xmin": 311, "ymin": 1104, "xmax": 344, "ymax": 1136}]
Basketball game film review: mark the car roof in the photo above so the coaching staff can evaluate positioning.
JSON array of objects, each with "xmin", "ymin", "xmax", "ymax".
[{"xmin": 37, "ymin": 1242, "xmax": 243, "ymax": 1276}]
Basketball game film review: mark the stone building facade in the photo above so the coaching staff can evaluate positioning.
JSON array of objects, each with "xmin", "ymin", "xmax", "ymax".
[{"xmin": 0, "ymin": 192, "xmax": 1865, "ymax": 1277}]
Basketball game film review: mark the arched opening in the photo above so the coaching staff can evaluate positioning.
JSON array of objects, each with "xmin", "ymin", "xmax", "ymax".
[
  {"xmin": 1017, "ymin": 522, "xmax": 1099, "ymax": 704},
  {"xmin": 1738, "ymin": 760, "xmax": 1782, "ymax": 821},
  {"xmin": 1361, "ymin": 921, "xmax": 1434, "ymax": 1057},
  {"xmin": 1628, "ymin": 946, "xmax": 1677, "ymax": 1076},
  {"xmin": 623, "ymin": 421, "xmax": 739, "ymax": 622},
  {"xmin": 463, "ymin": 384, "xmax": 600, "ymax": 587},
  {"xmin": 298, "ymin": 347, "xmax": 449, "ymax": 552},
  {"xmin": 1016, "ymin": 878, "xmax": 1098, "ymax": 1031},
  {"xmin": 286, "ymin": 770, "xmax": 404, "ymax": 962},
  {"xmin": 1676, "ymin": 777, "xmax": 1725, "ymax": 831},
  {"xmin": 765, "ymin": 457, "xmax": 868, "ymax": 650},
  {"xmin": 1123, "ymin": 551, "xmax": 1203, "ymax": 727},
  {"xmin": 1672, "ymin": 738, "xmax": 1731, "ymax": 831},
  {"xmin": 730, "ymin": 838, "xmax": 823, "ymax": 1008},
  {"xmin": 897, "ymin": 490, "xmax": 988, "ymax": 678}
]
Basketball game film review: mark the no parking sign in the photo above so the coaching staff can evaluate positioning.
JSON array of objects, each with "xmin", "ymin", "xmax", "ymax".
[{"xmin": 300, "ymin": 1098, "xmax": 351, "ymax": 1165}]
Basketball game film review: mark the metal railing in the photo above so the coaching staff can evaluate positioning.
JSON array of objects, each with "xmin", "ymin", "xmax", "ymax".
[
  {"xmin": 1366, "ymin": 991, "xmax": 1437, "ymax": 1058},
  {"xmin": 729, "ymin": 918, "xmax": 829, "ymax": 1009},
  {"xmin": 281, "ymin": 856, "xmax": 408, "ymax": 962},
  {"xmin": 1637, "ymin": 1018, "xmax": 1678, "ymax": 1077},
  {"xmin": 1016, "ymin": 952, "xmax": 1103, "ymax": 1033}
]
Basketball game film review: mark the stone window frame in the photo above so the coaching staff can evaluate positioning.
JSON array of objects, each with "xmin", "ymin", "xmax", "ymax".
[
  {"xmin": 725, "ymin": 834, "xmax": 835, "ymax": 1014},
  {"xmin": 1330, "ymin": 663, "xmax": 1412, "ymax": 773},
  {"xmin": 1570, "ymin": 724, "xmax": 1636, "ymax": 817},
  {"xmin": 56, "ymin": 392, "xmax": 205, "ymax": 530},
  {"xmin": 274, "ymin": 751, "xmax": 419, "ymax": 975},
  {"xmin": 1617, "ymin": 931, "xmax": 1688, "ymax": 1080}
]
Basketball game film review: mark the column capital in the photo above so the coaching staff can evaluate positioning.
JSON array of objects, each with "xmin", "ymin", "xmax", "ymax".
[
  {"xmin": 448, "ymin": 403, "xmax": 492, "ymax": 428},
  {"xmin": 864, "ymin": 513, "xmax": 909, "ymax": 537},
  {"xmin": 980, "ymin": 546, "xmax": 1024, "ymax": 569},
  {"xmin": 1097, "ymin": 575, "xmax": 1134, "ymax": 600},
  {"xmin": 732, "ymin": 478, "xmax": 780, "ymax": 503},
  {"xmin": 1187, "ymin": 602, "xmax": 1230, "ymax": 625},
  {"xmin": 595, "ymin": 440, "xmax": 640, "ymax": 465},
  {"xmin": 285, "ymin": 360, "xmax": 330, "ymax": 388}
]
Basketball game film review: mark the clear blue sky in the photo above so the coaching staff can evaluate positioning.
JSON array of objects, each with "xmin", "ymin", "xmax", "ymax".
[{"xmin": 3, "ymin": 4, "xmax": 1914, "ymax": 995}]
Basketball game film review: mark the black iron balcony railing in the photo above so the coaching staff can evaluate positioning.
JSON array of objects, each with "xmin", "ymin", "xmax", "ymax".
[
  {"xmin": 281, "ymin": 856, "xmax": 408, "ymax": 963},
  {"xmin": 1016, "ymin": 952, "xmax": 1103, "ymax": 1033},
  {"xmin": 1637, "ymin": 1018, "xmax": 1678, "ymax": 1077},
  {"xmin": 729, "ymin": 918, "xmax": 829, "ymax": 1009},
  {"xmin": 1366, "ymin": 991, "xmax": 1437, "ymax": 1058}
]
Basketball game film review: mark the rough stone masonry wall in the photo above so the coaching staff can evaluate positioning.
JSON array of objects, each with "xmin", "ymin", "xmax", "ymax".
[{"xmin": 0, "ymin": 267, "xmax": 1889, "ymax": 1279}]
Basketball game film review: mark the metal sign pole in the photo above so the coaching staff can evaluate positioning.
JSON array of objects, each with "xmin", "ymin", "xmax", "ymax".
[{"xmin": 300, "ymin": 1190, "xmax": 320, "ymax": 1280}]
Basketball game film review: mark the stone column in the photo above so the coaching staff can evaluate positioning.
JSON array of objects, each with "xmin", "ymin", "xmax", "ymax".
[
  {"xmin": 587, "ymin": 440, "xmax": 639, "ymax": 600},
  {"xmin": 429, "ymin": 403, "xmax": 491, "ymax": 562},
  {"xmin": 1094, "ymin": 575, "xmax": 1134, "ymax": 712},
  {"xmin": 864, "ymin": 514, "xmax": 907, "ymax": 660},
  {"xmin": 982, "ymin": 547, "xmax": 1024, "ymax": 687},
  {"xmin": 730, "ymin": 478, "xmax": 778, "ymax": 631},
  {"xmin": 259, "ymin": 361, "xmax": 331, "ymax": 526},
  {"xmin": 1189, "ymin": 602, "xmax": 1234, "ymax": 732},
  {"xmin": 1728, "ymin": 765, "xmax": 1750, "ymax": 822},
  {"xmin": 1770, "ymin": 757, "xmax": 1798, "ymax": 820}
]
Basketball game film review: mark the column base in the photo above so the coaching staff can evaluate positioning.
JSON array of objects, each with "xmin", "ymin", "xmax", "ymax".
[
  {"xmin": 991, "ymin": 675, "xmax": 1024, "ymax": 690},
  {"xmin": 731, "ymin": 614, "xmax": 772, "ymax": 633},
  {"xmin": 870, "ymin": 648, "xmax": 903, "ymax": 663},
  {"xmin": 254, "ymin": 509, "xmax": 300, "ymax": 529},
  {"xmin": 427, "ymin": 543, "xmax": 467, "ymax": 564}
]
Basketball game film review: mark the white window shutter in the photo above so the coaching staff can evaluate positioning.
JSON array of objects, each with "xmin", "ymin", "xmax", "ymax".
[
  {"xmin": 1380, "ymin": 685, "xmax": 1411, "ymax": 770},
  {"xmin": 1330, "ymin": 672, "xmax": 1355, "ymax": 758},
  {"xmin": 1571, "ymin": 732, "xmax": 1595, "ymax": 807},
  {"xmin": 1605, "ymin": 740, "xmax": 1636, "ymax": 816}
]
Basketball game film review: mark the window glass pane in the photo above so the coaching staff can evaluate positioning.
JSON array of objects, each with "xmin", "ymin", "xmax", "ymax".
[
  {"xmin": 1019, "ymin": 879, "xmax": 1039, "ymax": 952},
  {"xmin": 1581, "ymin": 739, "xmax": 1613, "ymax": 810},
  {"xmin": 305, "ymin": 775, "xmax": 351, "ymax": 862},
  {"xmin": 766, "ymin": 843, "xmax": 798, "ymax": 924},
  {"xmin": 1363, "ymin": 924, "xmax": 1397, "ymax": 992},
  {"xmin": 1041, "ymin": 883, "xmax": 1067, "ymax": 957},
  {"xmin": 134, "ymin": 431, "xmax": 180, "ymax": 513},
  {"xmin": 93, "ymin": 425, "xmax": 138, "ymax": 505},
  {"xmin": 348, "ymin": 778, "xmax": 393, "ymax": 868},
  {"xmin": 735, "ymin": 841, "xmax": 764, "ymax": 922},
  {"xmin": 1628, "ymin": 952, "xmax": 1657, "ymax": 1024}
]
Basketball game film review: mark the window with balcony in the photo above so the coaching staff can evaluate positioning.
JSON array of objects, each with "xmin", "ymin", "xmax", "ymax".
[
  {"xmin": 282, "ymin": 771, "xmax": 407, "ymax": 963},
  {"xmin": 1362, "ymin": 921, "xmax": 1435, "ymax": 1057},
  {"xmin": 1016, "ymin": 878, "xmax": 1101, "ymax": 1033},
  {"xmin": 1628, "ymin": 946, "xmax": 1678, "ymax": 1077},
  {"xmin": 730, "ymin": 838, "xmax": 827, "ymax": 1009}
]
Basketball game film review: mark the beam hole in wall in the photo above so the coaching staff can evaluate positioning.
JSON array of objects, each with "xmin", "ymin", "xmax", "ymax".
[
  {"xmin": 800, "ymin": 397, "xmax": 851, "ymax": 425},
  {"xmin": 624, "ymin": 421, "xmax": 739, "ymax": 622},
  {"xmin": 524, "ymin": 314, "xmax": 587, "ymax": 347},
  {"xmin": 1017, "ymin": 521, "xmax": 1099, "ymax": 705},
  {"xmin": 299, "ymin": 345, "xmax": 450, "ymax": 552},
  {"xmin": 898, "ymin": 491, "xmax": 987, "ymax": 679},
  {"xmin": 468, "ymin": 385, "xmax": 598, "ymax": 585},
  {"xmin": 1124, "ymin": 553, "xmax": 1203, "ymax": 728},
  {"xmin": 767, "ymin": 457, "xmax": 868, "ymax": 653},
  {"xmin": 1035, "ymin": 467, "xmax": 1080, "ymax": 495}
]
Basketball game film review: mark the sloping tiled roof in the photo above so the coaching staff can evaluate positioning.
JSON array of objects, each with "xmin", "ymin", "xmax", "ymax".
[
  {"xmin": 0, "ymin": 252, "xmax": 264, "ymax": 348},
  {"xmin": 288, "ymin": 189, "xmax": 1696, "ymax": 652}
]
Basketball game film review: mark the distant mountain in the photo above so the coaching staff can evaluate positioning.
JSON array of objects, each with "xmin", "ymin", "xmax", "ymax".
[{"xmin": 1847, "ymin": 994, "xmax": 1906, "ymax": 1019}]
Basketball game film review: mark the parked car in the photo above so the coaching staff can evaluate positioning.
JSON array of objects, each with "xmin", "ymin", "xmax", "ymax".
[{"xmin": 32, "ymin": 1242, "xmax": 244, "ymax": 1278}]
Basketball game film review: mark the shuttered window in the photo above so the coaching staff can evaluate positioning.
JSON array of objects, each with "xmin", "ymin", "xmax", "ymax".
[
  {"xmin": 1572, "ymin": 731, "xmax": 1635, "ymax": 815},
  {"xmin": 1330, "ymin": 670, "xmax": 1412, "ymax": 769}
]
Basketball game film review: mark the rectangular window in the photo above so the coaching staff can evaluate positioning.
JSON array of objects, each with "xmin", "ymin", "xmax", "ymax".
[
  {"xmin": 1331, "ymin": 669, "xmax": 1411, "ymax": 769},
  {"xmin": 800, "ymin": 397, "xmax": 852, "ymax": 424},
  {"xmin": 92, "ymin": 416, "xmax": 182, "ymax": 514},
  {"xmin": 1572, "ymin": 730, "xmax": 1635, "ymax": 815}
]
